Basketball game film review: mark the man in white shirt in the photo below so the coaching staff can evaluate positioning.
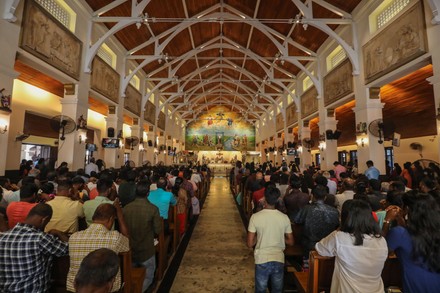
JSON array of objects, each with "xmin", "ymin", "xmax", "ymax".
[
  {"xmin": 85, "ymin": 158, "xmax": 99, "ymax": 176},
  {"xmin": 335, "ymin": 178, "xmax": 355, "ymax": 212}
]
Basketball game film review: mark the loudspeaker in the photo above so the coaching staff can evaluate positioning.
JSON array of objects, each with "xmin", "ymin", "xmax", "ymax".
[
  {"xmin": 167, "ymin": 146, "xmax": 171, "ymax": 151},
  {"xmin": 287, "ymin": 142, "xmax": 293, "ymax": 148},
  {"xmin": 173, "ymin": 147, "xmax": 177, "ymax": 152},
  {"xmin": 333, "ymin": 130, "xmax": 342, "ymax": 140},
  {"xmin": 264, "ymin": 148, "xmax": 268, "ymax": 154},
  {"xmin": 107, "ymin": 127, "xmax": 115, "ymax": 138},
  {"xmin": 325, "ymin": 129, "xmax": 333, "ymax": 140},
  {"xmin": 147, "ymin": 140, "xmax": 153, "ymax": 147}
]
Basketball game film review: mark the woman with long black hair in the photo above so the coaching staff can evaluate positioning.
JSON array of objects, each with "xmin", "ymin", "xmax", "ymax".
[
  {"xmin": 315, "ymin": 200, "xmax": 388, "ymax": 292},
  {"xmin": 172, "ymin": 177, "xmax": 188, "ymax": 236},
  {"xmin": 384, "ymin": 193, "xmax": 440, "ymax": 291}
]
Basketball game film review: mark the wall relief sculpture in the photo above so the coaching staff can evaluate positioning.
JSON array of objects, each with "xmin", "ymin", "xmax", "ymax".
[
  {"xmin": 286, "ymin": 103, "xmax": 298, "ymax": 126},
  {"xmin": 363, "ymin": 2, "xmax": 427, "ymax": 84},
  {"xmin": 158, "ymin": 112, "xmax": 166, "ymax": 130},
  {"xmin": 91, "ymin": 57, "xmax": 120, "ymax": 103},
  {"xmin": 301, "ymin": 87, "xmax": 318, "ymax": 118},
  {"xmin": 124, "ymin": 85, "xmax": 141, "ymax": 116},
  {"xmin": 276, "ymin": 113, "xmax": 283, "ymax": 131},
  {"xmin": 20, "ymin": 0, "xmax": 82, "ymax": 80},
  {"xmin": 144, "ymin": 101, "xmax": 156, "ymax": 125},
  {"xmin": 324, "ymin": 59, "xmax": 353, "ymax": 106}
]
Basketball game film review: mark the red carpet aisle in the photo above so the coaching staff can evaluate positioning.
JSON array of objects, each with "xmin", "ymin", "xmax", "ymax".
[{"xmin": 170, "ymin": 177, "xmax": 255, "ymax": 292}]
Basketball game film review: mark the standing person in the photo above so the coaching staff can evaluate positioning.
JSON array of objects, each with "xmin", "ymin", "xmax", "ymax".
[
  {"xmin": 383, "ymin": 194, "xmax": 440, "ymax": 292},
  {"xmin": 401, "ymin": 162, "xmax": 414, "ymax": 189},
  {"xmin": 316, "ymin": 200, "xmax": 388, "ymax": 292},
  {"xmin": 85, "ymin": 157, "xmax": 99, "ymax": 176},
  {"xmin": 123, "ymin": 181, "xmax": 162, "ymax": 292},
  {"xmin": 365, "ymin": 160, "xmax": 380, "ymax": 180},
  {"xmin": 295, "ymin": 185, "xmax": 339, "ymax": 270},
  {"xmin": 247, "ymin": 185, "xmax": 294, "ymax": 293},
  {"xmin": 0, "ymin": 204, "xmax": 68, "ymax": 292},
  {"xmin": 148, "ymin": 177, "xmax": 177, "ymax": 233},
  {"xmin": 172, "ymin": 177, "xmax": 189, "ymax": 236},
  {"xmin": 333, "ymin": 161, "xmax": 346, "ymax": 182}
]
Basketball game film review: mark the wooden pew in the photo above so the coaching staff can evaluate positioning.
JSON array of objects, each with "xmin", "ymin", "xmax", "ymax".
[
  {"xmin": 284, "ymin": 223, "xmax": 305, "ymax": 273},
  {"xmin": 168, "ymin": 205, "xmax": 179, "ymax": 253},
  {"xmin": 293, "ymin": 251, "xmax": 402, "ymax": 293},
  {"xmin": 155, "ymin": 219, "xmax": 172, "ymax": 281},
  {"xmin": 119, "ymin": 251, "xmax": 146, "ymax": 293},
  {"xmin": 51, "ymin": 252, "xmax": 146, "ymax": 293},
  {"xmin": 50, "ymin": 255, "xmax": 70, "ymax": 293}
]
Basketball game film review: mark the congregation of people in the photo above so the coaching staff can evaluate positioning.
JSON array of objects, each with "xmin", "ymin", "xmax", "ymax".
[
  {"xmin": 235, "ymin": 159, "xmax": 440, "ymax": 292},
  {"xmin": 0, "ymin": 158, "xmax": 210, "ymax": 292}
]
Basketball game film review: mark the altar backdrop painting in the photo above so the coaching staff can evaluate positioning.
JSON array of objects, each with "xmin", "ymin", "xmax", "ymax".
[{"xmin": 185, "ymin": 106, "xmax": 255, "ymax": 151}]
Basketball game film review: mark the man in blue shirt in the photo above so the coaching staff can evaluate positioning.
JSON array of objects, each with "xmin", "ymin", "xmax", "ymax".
[
  {"xmin": 365, "ymin": 160, "xmax": 380, "ymax": 180},
  {"xmin": 148, "ymin": 177, "xmax": 176, "ymax": 233}
]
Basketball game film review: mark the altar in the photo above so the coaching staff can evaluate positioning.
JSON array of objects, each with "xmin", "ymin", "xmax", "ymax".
[{"xmin": 207, "ymin": 163, "xmax": 233, "ymax": 177}]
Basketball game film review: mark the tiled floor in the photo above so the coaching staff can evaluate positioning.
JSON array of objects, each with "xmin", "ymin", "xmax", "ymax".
[{"xmin": 170, "ymin": 177, "xmax": 255, "ymax": 292}]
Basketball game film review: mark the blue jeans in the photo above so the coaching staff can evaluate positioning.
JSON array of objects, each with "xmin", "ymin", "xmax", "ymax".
[
  {"xmin": 255, "ymin": 261, "xmax": 284, "ymax": 293},
  {"xmin": 134, "ymin": 255, "xmax": 155, "ymax": 292}
]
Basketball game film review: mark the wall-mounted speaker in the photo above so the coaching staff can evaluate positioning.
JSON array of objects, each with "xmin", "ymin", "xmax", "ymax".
[
  {"xmin": 326, "ymin": 129, "xmax": 334, "ymax": 140},
  {"xmin": 167, "ymin": 146, "xmax": 171, "ymax": 151},
  {"xmin": 147, "ymin": 140, "xmax": 153, "ymax": 147},
  {"xmin": 333, "ymin": 130, "xmax": 342, "ymax": 140},
  {"xmin": 107, "ymin": 127, "xmax": 115, "ymax": 138}
]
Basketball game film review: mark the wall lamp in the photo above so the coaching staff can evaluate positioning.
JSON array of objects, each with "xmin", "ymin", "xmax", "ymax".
[
  {"xmin": 319, "ymin": 142, "xmax": 326, "ymax": 152},
  {"xmin": 0, "ymin": 124, "xmax": 7, "ymax": 134},
  {"xmin": 78, "ymin": 134, "xmax": 83, "ymax": 144},
  {"xmin": 356, "ymin": 137, "xmax": 367, "ymax": 147}
]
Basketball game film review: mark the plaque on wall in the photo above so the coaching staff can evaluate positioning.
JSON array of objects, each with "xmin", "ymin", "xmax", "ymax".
[
  {"xmin": 286, "ymin": 102, "xmax": 298, "ymax": 126},
  {"xmin": 276, "ymin": 113, "xmax": 283, "ymax": 131},
  {"xmin": 144, "ymin": 101, "xmax": 156, "ymax": 125},
  {"xmin": 301, "ymin": 87, "xmax": 318, "ymax": 118},
  {"xmin": 91, "ymin": 57, "xmax": 120, "ymax": 103},
  {"xmin": 20, "ymin": 0, "xmax": 82, "ymax": 80},
  {"xmin": 363, "ymin": 2, "xmax": 427, "ymax": 84},
  {"xmin": 124, "ymin": 85, "xmax": 141, "ymax": 116},
  {"xmin": 158, "ymin": 111, "xmax": 166, "ymax": 130},
  {"xmin": 324, "ymin": 59, "xmax": 354, "ymax": 106}
]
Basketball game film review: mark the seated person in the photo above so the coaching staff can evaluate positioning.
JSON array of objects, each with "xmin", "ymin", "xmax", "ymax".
[
  {"xmin": 0, "ymin": 204, "xmax": 68, "ymax": 292},
  {"xmin": 45, "ymin": 179, "xmax": 85, "ymax": 235},
  {"xmin": 74, "ymin": 248, "xmax": 120, "ymax": 293},
  {"xmin": 6, "ymin": 183, "xmax": 38, "ymax": 229},
  {"xmin": 67, "ymin": 202, "xmax": 129, "ymax": 292}
]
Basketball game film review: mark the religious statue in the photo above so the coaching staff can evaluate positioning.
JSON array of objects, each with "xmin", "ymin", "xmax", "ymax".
[{"xmin": 0, "ymin": 88, "xmax": 12, "ymax": 112}]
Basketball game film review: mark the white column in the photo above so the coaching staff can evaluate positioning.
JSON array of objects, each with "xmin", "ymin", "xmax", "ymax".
[
  {"xmin": 144, "ymin": 130, "xmax": 155, "ymax": 164},
  {"xmin": 319, "ymin": 113, "xmax": 339, "ymax": 171},
  {"xmin": 353, "ymin": 90, "xmax": 386, "ymax": 174},
  {"xmin": 104, "ymin": 112, "xmax": 124, "ymax": 168},
  {"xmin": 299, "ymin": 121, "xmax": 312, "ymax": 171},
  {"xmin": 157, "ymin": 135, "xmax": 166, "ymax": 163},
  {"xmin": 130, "ymin": 120, "xmax": 141, "ymax": 167},
  {"xmin": 58, "ymin": 85, "xmax": 88, "ymax": 171},
  {"xmin": 426, "ymin": 14, "xmax": 440, "ymax": 161},
  {"xmin": 0, "ymin": 68, "xmax": 17, "ymax": 176}
]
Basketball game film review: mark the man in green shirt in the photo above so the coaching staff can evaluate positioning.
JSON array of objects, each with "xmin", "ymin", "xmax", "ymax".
[
  {"xmin": 247, "ymin": 185, "xmax": 293, "ymax": 293},
  {"xmin": 83, "ymin": 178, "xmax": 114, "ymax": 226},
  {"xmin": 123, "ymin": 180, "xmax": 161, "ymax": 292}
]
